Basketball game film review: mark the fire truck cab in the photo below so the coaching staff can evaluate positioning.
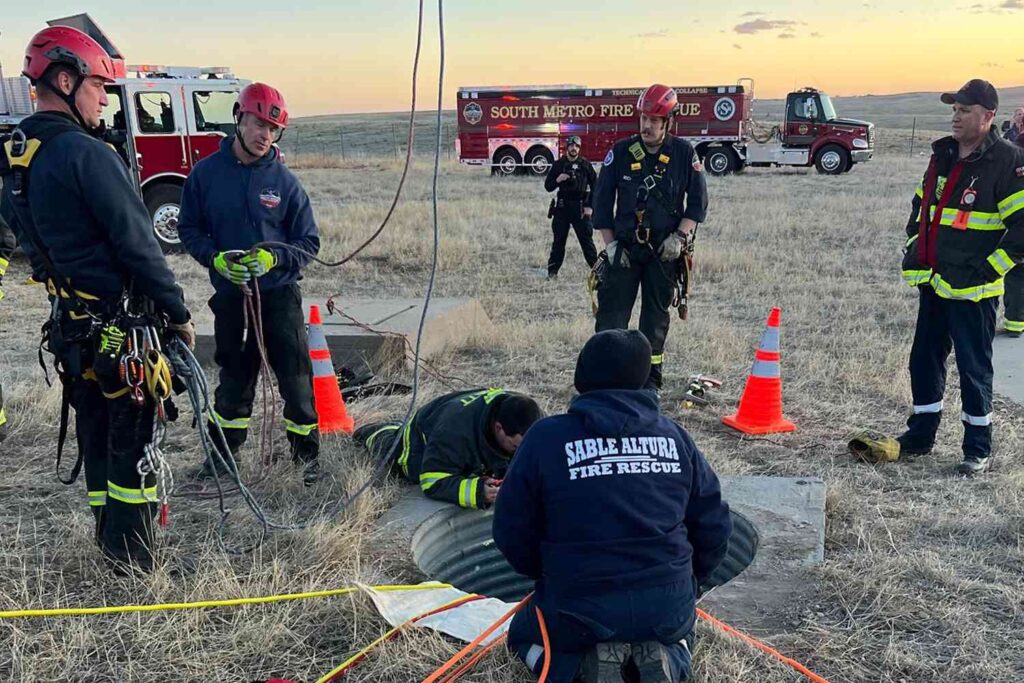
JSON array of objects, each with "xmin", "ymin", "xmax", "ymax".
[{"xmin": 0, "ymin": 14, "xmax": 247, "ymax": 252}]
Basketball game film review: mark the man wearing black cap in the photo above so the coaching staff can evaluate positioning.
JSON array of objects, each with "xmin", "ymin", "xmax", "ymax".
[
  {"xmin": 494, "ymin": 330, "xmax": 732, "ymax": 682},
  {"xmin": 543, "ymin": 135, "xmax": 598, "ymax": 280},
  {"xmin": 899, "ymin": 79, "xmax": 1024, "ymax": 475}
]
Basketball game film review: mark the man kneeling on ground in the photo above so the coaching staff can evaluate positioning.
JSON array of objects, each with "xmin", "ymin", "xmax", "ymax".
[
  {"xmin": 493, "ymin": 330, "xmax": 732, "ymax": 682},
  {"xmin": 353, "ymin": 388, "xmax": 543, "ymax": 508}
]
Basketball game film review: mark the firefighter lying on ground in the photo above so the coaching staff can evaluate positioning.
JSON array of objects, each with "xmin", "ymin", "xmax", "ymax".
[
  {"xmin": 353, "ymin": 389, "xmax": 543, "ymax": 509},
  {"xmin": 493, "ymin": 330, "xmax": 732, "ymax": 683},
  {"xmin": 544, "ymin": 135, "xmax": 598, "ymax": 280},
  {"xmin": 0, "ymin": 26, "xmax": 194, "ymax": 573},
  {"xmin": 178, "ymin": 83, "xmax": 324, "ymax": 486},
  {"xmin": 898, "ymin": 79, "xmax": 1024, "ymax": 475},
  {"xmin": 591, "ymin": 84, "xmax": 708, "ymax": 391}
]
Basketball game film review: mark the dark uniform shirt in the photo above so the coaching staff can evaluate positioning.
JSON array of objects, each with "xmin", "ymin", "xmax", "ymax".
[
  {"xmin": 593, "ymin": 134, "xmax": 707, "ymax": 244},
  {"xmin": 0, "ymin": 111, "xmax": 188, "ymax": 323},
  {"xmin": 544, "ymin": 155, "xmax": 597, "ymax": 207}
]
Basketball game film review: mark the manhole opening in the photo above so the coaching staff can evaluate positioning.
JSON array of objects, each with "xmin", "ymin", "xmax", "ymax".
[
  {"xmin": 411, "ymin": 507, "xmax": 532, "ymax": 602},
  {"xmin": 411, "ymin": 507, "xmax": 761, "ymax": 604}
]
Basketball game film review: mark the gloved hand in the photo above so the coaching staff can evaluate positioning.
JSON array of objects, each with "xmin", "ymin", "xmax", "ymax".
[
  {"xmin": 168, "ymin": 319, "xmax": 196, "ymax": 351},
  {"xmin": 213, "ymin": 251, "xmax": 251, "ymax": 286},
  {"xmin": 240, "ymin": 248, "xmax": 277, "ymax": 277},
  {"xmin": 659, "ymin": 232, "xmax": 684, "ymax": 261},
  {"xmin": 606, "ymin": 240, "xmax": 630, "ymax": 269}
]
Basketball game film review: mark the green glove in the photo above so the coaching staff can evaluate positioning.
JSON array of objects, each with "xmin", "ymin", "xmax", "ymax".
[
  {"xmin": 213, "ymin": 251, "xmax": 251, "ymax": 286},
  {"xmin": 240, "ymin": 248, "xmax": 277, "ymax": 277}
]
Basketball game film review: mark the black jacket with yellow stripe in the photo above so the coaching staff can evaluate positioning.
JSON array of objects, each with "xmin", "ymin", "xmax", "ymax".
[
  {"xmin": 397, "ymin": 388, "xmax": 516, "ymax": 510},
  {"xmin": 0, "ymin": 112, "xmax": 188, "ymax": 323},
  {"xmin": 902, "ymin": 126, "xmax": 1024, "ymax": 300}
]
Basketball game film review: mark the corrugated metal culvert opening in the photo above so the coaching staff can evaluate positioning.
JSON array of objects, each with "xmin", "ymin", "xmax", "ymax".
[
  {"xmin": 411, "ymin": 506, "xmax": 760, "ymax": 601},
  {"xmin": 412, "ymin": 506, "xmax": 532, "ymax": 602}
]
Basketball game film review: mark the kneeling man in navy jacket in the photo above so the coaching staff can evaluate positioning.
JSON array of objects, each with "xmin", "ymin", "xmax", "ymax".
[{"xmin": 493, "ymin": 329, "xmax": 732, "ymax": 682}]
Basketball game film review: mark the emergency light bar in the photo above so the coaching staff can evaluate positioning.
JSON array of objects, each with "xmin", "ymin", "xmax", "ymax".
[{"xmin": 127, "ymin": 65, "xmax": 235, "ymax": 79}]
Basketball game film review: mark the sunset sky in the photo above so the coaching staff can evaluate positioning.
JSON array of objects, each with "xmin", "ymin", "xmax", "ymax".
[{"xmin": 3, "ymin": 1, "xmax": 1022, "ymax": 117}]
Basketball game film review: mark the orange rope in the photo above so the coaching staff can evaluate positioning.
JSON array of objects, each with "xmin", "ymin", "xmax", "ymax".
[
  {"xmin": 535, "ymin": 606, "xmax": 551, "ymax": 683},
  {"xmin": 696, "ymin": 608, "xmax": 831, "ymax": 683},
  {"xmin": 421, "ymin": 592, "xmax": 532, "ymax": 683}
]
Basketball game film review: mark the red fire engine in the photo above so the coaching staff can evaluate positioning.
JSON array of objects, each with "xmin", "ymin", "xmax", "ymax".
[
  {"xmin": 456, "ymin": 80, "xmax": 874, "ymax": 177},
  {"xmin": 1, "ymin": 14, "xmax": 247, "ymax": 252}
]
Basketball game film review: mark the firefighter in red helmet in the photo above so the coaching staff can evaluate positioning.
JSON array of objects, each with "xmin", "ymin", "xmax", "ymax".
[
  {"xmin": 178, "ymin": 82, "xmax": 323, "ymax": 485},
  {"xmin": 0, "ymin": 26, "xmax": 194, "ymax": 573},
  {"xmin": 591, "ymin": 84, "xmax": 708, "ymax": 390}
]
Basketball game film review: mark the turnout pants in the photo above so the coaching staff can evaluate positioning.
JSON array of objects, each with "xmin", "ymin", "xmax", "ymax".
[
  {"xmin": 548, "ymin": 205, "xmax": 598, "ymax": 276},
  {"xmin": 73, "ymin": 375, "xmax": 157, "ymax": 569},
  {"xmin": 508, "ymin": 581, "xmax": 696, "ymax": 683},
  {"xmin": 352, "ymin": 420, "xmax": 422, "ymax": 483},
  {"xmin": 208, "ymin": 284, "xmax": 319, "ymax": 464},
  {"xmin": 904, "ymin": 286, "xmax": 997, "ymax": 459},
  {"xmin": 595, "ymin": 245, "xmax": 679, "ymax": 389},
  {"xmin": 1004, "ymin": 267, "xmax": 1024, "ymax": 334}
]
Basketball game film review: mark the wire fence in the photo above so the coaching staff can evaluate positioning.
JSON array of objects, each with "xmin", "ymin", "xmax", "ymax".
[{"xmin": 278, "ymin": 113, "xmax": 459, "ymax": 161}]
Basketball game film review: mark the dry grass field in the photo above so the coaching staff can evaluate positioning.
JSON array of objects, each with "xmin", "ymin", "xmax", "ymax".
[{"xmin": 1, "ymin": 139, "xmax": 1022, "ymax": 682}]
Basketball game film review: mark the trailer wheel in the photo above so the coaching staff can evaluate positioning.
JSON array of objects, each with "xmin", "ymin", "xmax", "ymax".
[
  {"xmin": 814, "ymin": 145, "xmax": 849, "ymax": 175},
  {"xmin": 144, "ymin": 183, "xmax": 184, "ymax": 253},
  {"xmin": 524, "ymin": 147, "xmax": 554, "ymax": 176},
  {"xmin": 491, "ymin": 147, "xmax": 522, "ymax": 177},
  {"xmin": 704, "ymin": 147, "xmax": 738, "ymax": 176}
]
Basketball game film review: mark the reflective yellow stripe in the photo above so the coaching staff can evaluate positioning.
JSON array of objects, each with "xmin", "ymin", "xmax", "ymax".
[
  {"xmin": 482, "ymin": 388, "xmax": 504, "ymax": 404},
  {"xmin": 987, "ymin": 249, "xmax": 1015, "ymax": 277},
  {"xmin": 937, "ymin": 208, "xmax": 1004, "ymax": 231},
  {"xmin": 651, "ymin": 354, "xmax": 664, "ymax": 365},
  {"xmin": 0, "ymin": 257, "xmax": 8, "ymax": 274},
  {"xmin": 905, "ymin": 234, "xmax": 918, "ymax": 248},
  {"xmin": 0, "ymin": 407, "xmax": 6, "ymax": 428},
  {"xmin": 107, "ymin": 481, "xmax": 158, "ymax": 505},
  {"xmin": 398, "ymin": 420, "xmax": 416, "ymax": 475},
  {"xmin": 998, "ymin": 189, "xmax": 1024, "ymax": 221},
  {"xmin": 208, "ymin": 410, "xmax": 250, "ymax": 429},
  {"xmin": 930, "ymin": 273, "xmax": 1004, "ymax": 302},
  {"xmin": 419, "ymin": 471, "xmax": 452, "ymax": 493},
  {"xmin": 88, "ymin": 491, "xmax": 107, "ymax": 507},
  {"xmin": 902, "ymin": 269, "xmax": 932, "ymax": 286},
  {"xmin": 458, "ymin": 477, "xmax": 480, "ymax": 509},
  {"xmin": 284, "ymin": 419, "xmax": 318, "ymax": 436},
  {"xmin": 1006, "ymin": 319, "xmax": 1024, "ymax": 333},
  {"xmin": 365, "ymin": 424, "xmax": 399, "ymax": 451},
  {"xmin": 914, "ymin": 183, "xmax": 923, "ymax": 199}
]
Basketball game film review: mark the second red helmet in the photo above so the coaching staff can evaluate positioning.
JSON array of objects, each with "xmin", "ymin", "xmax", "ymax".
[
  {"xmin": 637, "ymin": 84, "xmax": 678, "ymax": 119},
  {"xmin": 236, "ymin": 83, "xmax": 289, "ymax": 128}
]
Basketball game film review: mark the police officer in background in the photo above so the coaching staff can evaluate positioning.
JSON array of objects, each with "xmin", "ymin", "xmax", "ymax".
[
  {"xmin": 0, "ymin": 26, "xmax": 194, "ymax": 572},
  {"xmin": 544, "ymin": 135, "xmax": 597, "ymax": 279},
  {"xmin": 592, "ymin": 84, "xmax": 707, "ymax": 390}
]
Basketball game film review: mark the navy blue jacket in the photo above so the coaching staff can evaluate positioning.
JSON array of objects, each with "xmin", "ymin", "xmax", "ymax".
[
  {"xmin": 493, "ymin": 390, "xmax": 731, "ymax": 598},
  {"xmin": 0, "ymin": 112, "xmax": 188, "ymax": 323},
  {"xmin": 178, "ymin": 136, "xmax": 320, "ymax": 295},
  {"xmin": 593, "ymin": 134, "xmax": 707, "ymax": 246}
]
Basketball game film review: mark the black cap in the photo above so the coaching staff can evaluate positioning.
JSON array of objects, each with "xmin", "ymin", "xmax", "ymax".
[
  {"xmin": 566, "ymin": 135, "xmax": 582, "ymax": 146},
  {"xmin": 574, "ymin": 330, "xmax": 652, "ymax": 393},
  {"xmin": 940, "ymin": 79, "xmax": 998, "ymax": 111}
]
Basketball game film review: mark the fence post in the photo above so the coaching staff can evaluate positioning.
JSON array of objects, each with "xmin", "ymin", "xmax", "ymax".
[
  {"xmin": 340, "ymin": 127, "xmax": 346, "ymax": 161},
  {"xmin": 909, "ymin": 117, "xmax": 916, "ymax": 157}
]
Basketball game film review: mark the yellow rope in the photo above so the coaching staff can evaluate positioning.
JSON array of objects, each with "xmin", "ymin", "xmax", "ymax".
[
  {"xmin": 0, "ymin": 582, "xmax": 451, "ymax": 619},
  {"xmin": 314, "ymin": 593, "xmax": 478, "ymax": 683}
]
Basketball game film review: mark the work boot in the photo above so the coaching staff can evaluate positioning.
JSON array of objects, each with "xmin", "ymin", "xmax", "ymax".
[
  {"xmin": 896, "ymin": 432, "xmax": 933, "ymax": 457},
  {"xmin": 547, "ymin": 272, "xmax": 559, "ymax": 281},
  {"xmin": 956, "ymin": 456, "xmax": 990, "ymax": 476},
  {"xmin": 194, "ymin": 453, "xmax": 238, "ymax": 481},
  {"xmin": 630, "ymin": 642, "xmax": 673, "ymax": 682},
  {"xmin": 580, "ymin": 642, "xmax": 630, "ymax": 683},
  {"xmin": 1007, "ymin": 330, "xmax": 1022, "ymax": 339},
  {"xmin": 300, "ymin": 459, "xmax": 321, "ymax": 487}
]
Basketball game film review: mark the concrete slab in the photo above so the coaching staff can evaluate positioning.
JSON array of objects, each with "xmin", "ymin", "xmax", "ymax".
[
  {"xmin": 993, "ymin": 333, "xmax": 1024, "ymax": 406},
  {"xmin": 194, "ymin": 296, "xmax": 493, "ymax": 374},
  {"xmin": 376, "ymin": 475, "xmax": 826, "ymax": 634}
]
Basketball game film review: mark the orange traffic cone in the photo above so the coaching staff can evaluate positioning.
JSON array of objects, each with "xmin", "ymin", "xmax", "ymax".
[
  {"xmin": 308, "ymin": 304, "xmax": 354, "ymax": 434},
  {"xmin": 722, "ymin": 307, "xmax": 796, "ymax": 435}
]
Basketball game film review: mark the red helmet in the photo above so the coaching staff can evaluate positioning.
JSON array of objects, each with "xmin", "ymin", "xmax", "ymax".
[
  {"xmin": 637, "ymin": 84, "xmax": 678, "ymax": 119},
  {"xmin": 236, "ymin": 83, "xmax": 289, "ymax": 128},
  {"xmin": 23, "ymin": 26, "xmax": 117, "ymax": 83}
]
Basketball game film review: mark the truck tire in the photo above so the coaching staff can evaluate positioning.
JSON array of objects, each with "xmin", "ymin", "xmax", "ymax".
[
  {"xmin": 524, "ymin": 147, "xmax": 554, "ymax": 176},
  {"xmin": 491, "ymin": 147, "xmax": 522, "ymax": 177},
  {"xmin": 814, "ymin": 145, "xmax": 849, "ymax": 175},
  {"xmin": 144, "ymin": 183, "xmax": 184, "ymax": 253},
  {"xmin": 704, "ymin": 146, "xmax": 738, "ymax": 176}
]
